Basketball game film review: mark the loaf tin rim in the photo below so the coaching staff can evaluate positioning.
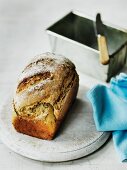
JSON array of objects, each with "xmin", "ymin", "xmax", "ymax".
[
  {"xmin": 46, "ymin": 29, "xmax": 99, "ymax": 53},
  {"xmin": 72, "ymin": 10, "xmax": 127, "ymax": 33},
  {"xmin": 46, "ymin": 10, "xmax": 127, "ymax": 54}
]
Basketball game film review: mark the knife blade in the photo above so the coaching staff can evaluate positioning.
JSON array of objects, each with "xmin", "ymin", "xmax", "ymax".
[{"xmin": 95, "ymin": 13, "xmax": 109, "ymax": 65}]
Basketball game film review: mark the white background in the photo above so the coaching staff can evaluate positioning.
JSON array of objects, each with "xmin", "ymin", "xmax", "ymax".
[{"xmin": 0, "ymin": 0, "xmax": 127, "ymax": 169}]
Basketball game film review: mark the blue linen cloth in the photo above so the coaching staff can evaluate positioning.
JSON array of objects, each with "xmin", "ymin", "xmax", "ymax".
[{"xmin": 87, "ymin": 73, "xmax": 127, "ymax": 162}]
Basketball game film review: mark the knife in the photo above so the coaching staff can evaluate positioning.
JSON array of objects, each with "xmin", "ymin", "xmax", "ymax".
[{"xmin": 95, "ymin": 13, "xmax": 109, "ymax": 65}]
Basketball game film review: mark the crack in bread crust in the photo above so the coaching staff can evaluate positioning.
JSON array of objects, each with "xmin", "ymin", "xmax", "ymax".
[{"xmin": 17, "ymin": 72, "xmax": 51, "ymax": 92}]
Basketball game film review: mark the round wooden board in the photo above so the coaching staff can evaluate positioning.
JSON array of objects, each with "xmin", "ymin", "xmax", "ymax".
[{"xmin": 0, "ymin": 73, "xmax": 110, "ymax": 162}]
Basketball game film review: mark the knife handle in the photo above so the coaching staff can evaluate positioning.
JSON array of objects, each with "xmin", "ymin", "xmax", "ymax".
[{"xmin": 97, "ymin": 35, "xmax": 109, "ymax": 65}]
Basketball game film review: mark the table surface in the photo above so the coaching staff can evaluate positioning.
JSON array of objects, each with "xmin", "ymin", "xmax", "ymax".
[{"xmin": 0, "ymin": 0, "xmax": 127, "ymax": 169}]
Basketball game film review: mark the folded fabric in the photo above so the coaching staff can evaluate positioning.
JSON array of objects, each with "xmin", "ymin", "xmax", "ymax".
[
  {"xmin": 113, "ymin": 130, "xmax": 127, "ymax": 162},
  {"xmin": 87, "ymin": 73, "xmax": 127, "ymax": 162}
]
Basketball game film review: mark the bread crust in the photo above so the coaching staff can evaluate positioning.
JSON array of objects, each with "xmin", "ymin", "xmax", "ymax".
[{"xmin": 12, "ymin": 53, "xmax": 79, "ymax": 140}]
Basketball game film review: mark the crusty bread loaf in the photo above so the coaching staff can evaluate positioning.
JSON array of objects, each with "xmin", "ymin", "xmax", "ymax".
[{"xmin": 12, "ymin": 52, "xmax": 79, "ymax": 140}]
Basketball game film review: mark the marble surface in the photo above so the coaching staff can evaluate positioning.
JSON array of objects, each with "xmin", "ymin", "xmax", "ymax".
[{"xmin": 0, "ymin": 0, "xmax": 127, "ymax": 169}]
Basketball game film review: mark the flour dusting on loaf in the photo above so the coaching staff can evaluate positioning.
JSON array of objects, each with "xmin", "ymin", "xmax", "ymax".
[
  {"xmin": 19, "ymin": 52, "xmax": 74, "ymax": 83},
  {"xmin": 12, "ymin": 52, "xmax": 79, "ymax": 140}
]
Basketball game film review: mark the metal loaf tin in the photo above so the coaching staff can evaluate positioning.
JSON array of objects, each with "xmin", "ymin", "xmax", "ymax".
[{"xmin": 46, "ymin": 11, "xmax": 127, "ymax": 82}]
